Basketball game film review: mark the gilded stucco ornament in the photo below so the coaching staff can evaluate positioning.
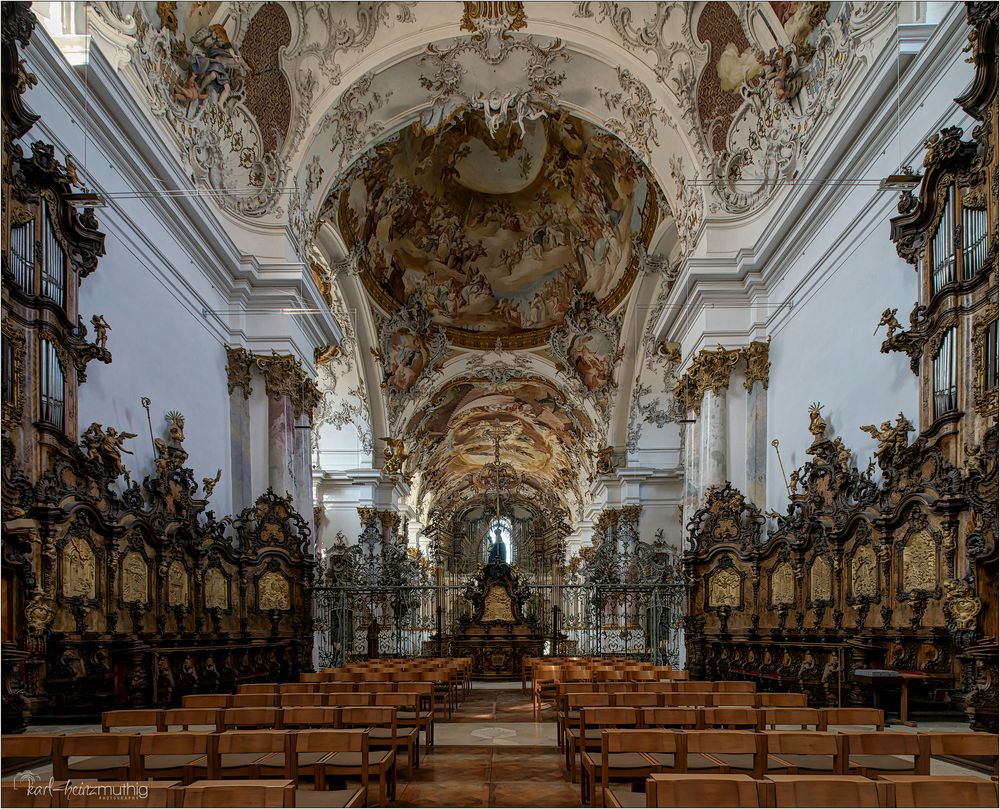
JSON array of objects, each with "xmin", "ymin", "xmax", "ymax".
[
  {"xmin": 25, "ymin": 589, "xmax": 55, "ymax": 635},
  {"xmin": 943, "ymin": 579, "xmax": 982, "ymax": 633},
  {"xmin": 742, "ymin": 338, "xmax": 771, "ymax": 392},
  {"xmin": 877, "ymin": 306, "xmax": 928, "ymax": 374},
  {"xmin": 381, "ymin": 438, "xmax": 409, "ymax": 484},
  {"xmin": 597, "ymin": 67, "xmax": 670, "ymax": 159},
  {"xmin": 860, "ymin": 413, "xmax": 914, "ymax": 473},
  {"xmin": 255, "ymin": 351, "xmax": 322, "ymax": 421},
  {"xmin": 224, "ymin": 347, "xmax": 254, "ymax": 399},
  {"xmin": 672, "ymin": 345, "xmax": 740, "ymax": 414}
]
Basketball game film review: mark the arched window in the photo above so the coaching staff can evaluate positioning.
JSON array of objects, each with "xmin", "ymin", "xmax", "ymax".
[{"xmin": 484, "ymin": 516, "xmax": 513, "ymax": 565}]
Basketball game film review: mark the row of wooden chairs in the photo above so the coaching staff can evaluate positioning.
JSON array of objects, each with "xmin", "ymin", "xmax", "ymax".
[
  {"xmin": 3, "ymin": 728, "xmax": 404, "ymax": 806},
  {"xmin": 184, "ymin": 683, "xmax": 434, "ymax": 706},
  {"xmin": 535, "ymin": 675, "xmax": 757, "ymax": 716},
  {"xmin": 605, "ymin": 773, "xmax": 999, "ymax": 809},
  {"xmin": 2, "ymin": 777, "xmax": 354, "ymax": 808},
  {"xmin": 574, "ymin": 727, "xmax": 999, "ymax": 806}
]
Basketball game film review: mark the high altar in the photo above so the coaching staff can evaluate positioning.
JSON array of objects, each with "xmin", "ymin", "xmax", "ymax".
[{"xmin": 445, "ymin": 560, "xmax": 549, "ymax": 678}]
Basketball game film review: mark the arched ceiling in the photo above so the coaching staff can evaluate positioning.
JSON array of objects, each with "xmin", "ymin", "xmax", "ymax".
[{"xmin": 88, "ymin": 1, "xmax": 898, "ymax": 522}]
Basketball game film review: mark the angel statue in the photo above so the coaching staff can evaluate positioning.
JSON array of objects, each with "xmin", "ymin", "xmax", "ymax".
[
  {"xmin": 81, "ymin": 423, "xmax": 136, "ymax": 478},
  {"xmin": 90, "ymin": 314, "xmax": 111, "ymax": 351},
  {"xmin": 202, "ymin": 469, "xmax": 222, "ymax": 499},
  {"xmin": 381, "ymin": 437, "xmax": 408, "ymax": 479}
]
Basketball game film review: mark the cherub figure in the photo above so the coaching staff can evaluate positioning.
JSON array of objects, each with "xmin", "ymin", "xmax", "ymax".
[
  {"xmin": 202, "ymin": 469, "xmax": 222, "ymax": 498},
  {"xmin": 91, "ymin": 314, "xmax": 111, "ymax": 351}
]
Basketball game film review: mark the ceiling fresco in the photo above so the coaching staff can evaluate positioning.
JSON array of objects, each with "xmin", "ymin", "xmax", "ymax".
[{"xmin": 334, "ymin": 110, "xmax": 657, "ymax": 349}]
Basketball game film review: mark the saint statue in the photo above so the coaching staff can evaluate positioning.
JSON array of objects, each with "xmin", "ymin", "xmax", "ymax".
[{"xmin": 487, "ymin": 525, "xmax": 506, "ymax": 564}]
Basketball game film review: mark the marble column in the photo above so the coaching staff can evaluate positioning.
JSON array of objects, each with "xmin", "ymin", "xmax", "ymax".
[
  {"xmin": 681, "ymin": 410, "xmax": 702, "ymax": 531},
  {"xmin": 699, "ymin": 388, "xmax": 728, "ymax": 491},
  {"xmin": 224, "ymin": 347, "xmax": 254, "ymax": 512},
  {"xmin": 744, "ymin": 339, "xmax": 771, "ymax": 508},
  {"xmin": 267, "ymin": 394, "xmax": 297, "ymax": 498}
]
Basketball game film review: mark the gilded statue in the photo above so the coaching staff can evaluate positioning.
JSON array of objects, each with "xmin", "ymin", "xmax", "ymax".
[
  {"xmin": 807, "ymin": 403, "xmax": 827, "ymax": 443},
  {"xmin": 166, "ymin": 411, "xmax": 186, "ymax": 445},
  {"xmin": 594, "ymin": 445, "xmax": 617, "ymax": 476},
  {"xmin": 81, "ymin": 423, "xmax": 137, "ymax": 478},
  {"xmin": 877, "ymin": 306, "xmax": 927, "ymax": 372},
  {"xmin": 860, "ymin": 413, "xmax": 914, "ymax": 472},
  {"xmin": 761, "ymin": 48, "xmax": 805, "ymax": 101},
  {"xmin": 202, "ymin": 469, "xmax": 222, "ymax": 498},
  {"xmin": 381, "ymin": 437, "xmax": 408, "ymax": 480},
  {"xmin": 90, "ymin": 314, "xmax": 111, "ymax": 351}
]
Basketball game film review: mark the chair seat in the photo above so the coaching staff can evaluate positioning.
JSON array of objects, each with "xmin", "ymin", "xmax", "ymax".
[
  {"xmin": 294, "ymin": 787, "xmax": 365, "ymax": 808},
  {"xmin": 583, "ymin": 752, "xmax": 651, "ymax": 771},
  {"xmin": 685, "ymin": 753, "xmax": 724, "ymax": 770},
  {"xmin": 850, "ymin": 754, "xmax": 915, "ymax": 771},
  {"xmin": 605, "ymin": 785, "xmax": 646, "ymax": 808},
  {"xmin": 219, "ymin": 753, "xmax": 268, "ymax": 769},
  {"xmin": 256, "ymin": 751, "xmax": 327, "ymax": 770},
  {"xmin": 769, "ymin": 754, "xmax": 835, "ymax": 772},
  {"xmin": 323, "ymin": 751, "xmax": 393, "ymax": 768},
  {"xmin": 68, "ymin": 755, "xmax": 130, "ymax": 771},
  {"xmin": 711, "ymin": 753, "xmax": 756, "ymax": 770},
  {"xmin": 141, "ymin": 754, "xmax": 204, "ymax": 770},
  {"xmin": 644, "ymin": 752, "xmax": 676, "ymax": 769}
]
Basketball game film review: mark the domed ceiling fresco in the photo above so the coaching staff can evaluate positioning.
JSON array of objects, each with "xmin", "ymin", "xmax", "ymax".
[{"xmin": 334, "ymin": 110, "xmax": 658, "ymax": 349}]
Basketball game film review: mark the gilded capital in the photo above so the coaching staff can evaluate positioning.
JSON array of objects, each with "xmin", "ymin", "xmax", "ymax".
[
  {"xmin": 254, "ymin": 351, "xmax": 322, "ymax": 421},
  {"xmin": 742, "ymin": 338, "xmax": 771, "ymax": 392},
  {"xmin": 225, "ymin": 347, "xmax": 254, "ymax": 399},
  {"xmin": 672, "ymin": 345, "xmax": 741, "ymax": 413}
]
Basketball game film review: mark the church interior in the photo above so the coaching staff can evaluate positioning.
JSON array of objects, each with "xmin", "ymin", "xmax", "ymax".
[{"xmin": 1, "ymin": 1, "xmax": 998, "ymax": 807}]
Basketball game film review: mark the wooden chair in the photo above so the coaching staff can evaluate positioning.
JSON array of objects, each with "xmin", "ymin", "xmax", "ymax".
[
  {"xmin": 1, "ymin": 733, "xmax": 60, "ymax": 775},
  {"xmin": 62, "ymin": 780, "xmax": 181, "ymax": 807},
  {"xmin": 560, "ymin": 692, "xmax": 612, "ymax": 750},
  {"xmin": 230, "ymin": 693, "xmax": 276, "ymax": 709},
  {"xmin": 533, "ymin": 665, "xmax": 561, "ymax": 718},
  {"xmin": 878, "ymin": 775, "xmax": 998, "ymax": 808},
  {"xmin": 181, "ymin": 779, "xmax": 293, "ymax": 807},
  {"xmin": 2, "ymin": 780, "xmax": 65, "ymax": 809},
  {"xmin": 765, "ymin": 731, "xmax": 845, "ymax": 774},
  {"xmin": 637, "ymin": 682, "xmax": 675, "ymax": 694},
  {"xmin": 279, "ymin": 707, "xmax": 338, "ymax": 730},
  {"xmin": 641, "ymin": 707, "xmax": 702, "ymax": 730},
  {"xmin": 181, "ymin": 695, "xmax": 230, "ymax": 709},
  {"xmin": 221, "ymin": 707, "xmax": 280, "ymax": 731},
  {"xmin": 703, "ymin": 707, "xmax": 761, "ymax": 731},
  {"xmin": 54, "ymin": 733, "xmax": 136, "ymax": 782},
  {"xmin": 844, "ymin": 732, "xmax": 928, "ymax": 776},
  {"xmin": 208, "ymin": 731, "xmax": 291, "ymax": 780},
  {"xmin": 137, "ymin": 731, "xmax": 211, "ymax": 784},
  {"xmin": 378, "ymin": 689, "xmax": 433, "ymax": 752},
  {"xmin": 664, "ymin": 692, "xmax": 713, "ymax": 707},
  {"xmin": 611, "ymin": 692, "xmax": 660, "ymax": 709},
  {"xmin": 646, "ymin": 773, "xmax": 763, "ymax": 807},
  {"xmin": 765, "ymin": 774, "xmax": 887, "ymax": 807},
  {"xmin": 395, "ymin": 682, "xmax": 436, "ymax": 749},
  {"xmin": 279, "ymin": 683, "xmax": 316, "ymax": 694},
  {"xmin": 759, "ymin": 692, "xmax": 809, "ymax": 707},
  {"xmin": 300, "ymin": 672, "xmax": 325, "ymax": 684},
  {"xmin": 714, "ymin": 681, "xmax": 756, "ymax": 693},
  {"xmin": 580, "ymin": 728, "xmax": 659, "ymax": 807},
  {"xmin": 284, "ymin": 728, "xmax": 368, "ymax": 790},
  {"xmin": 326, "ymin": 692, "xmax": 372, "ymax": 707},
  {"xmin": 319, "ymin": 682, "xmax": 358, "ymax": 693},
  {"xmin": 163, "ymin": 708, "xmax": 223, "ymax": 733},
  {"xmin": 102, "ymin": 709, "xmax": 166, "ymax": 733},
  {"xmin": 923, "ymin": 732, "xmax": 999, "ymax": 777},
  {"xmin": 675, "ymin": 681, "xmax": 715, "ymax": 692},
  {"xmin": 763, "ymin": 708, "xmax": 824, "ymax": 730},
  {"xmin": 821, "ymin": 707, "xmax": 884, "ymax": 731},
  {"xmin": 343, "ymin": 704, "xmax": 416, "ymax": 780},
  {"xmin": 238, "ymin": 683, "xmax": 279, "ymax": 695},
  {"xmin": 712, "ymin": 692, "xmax": 758, "ymax": 707},
  {"xmin": 316, "ymin": 724, "xmax": 397, "ymax": 807},
  {"xmin": 279, "ymin": 693, "xmax": 325, "ymax": 708},
  {"xmin": 356, "ymin": 682, "xmax": 395, "ymax": 694},
  {"xmin": 685, "ymin": 730, "xmax": 767, "ymax": 779},
  {"xmin": 567, "ymin": 707, "xmax": 638, "ymax": 784}
]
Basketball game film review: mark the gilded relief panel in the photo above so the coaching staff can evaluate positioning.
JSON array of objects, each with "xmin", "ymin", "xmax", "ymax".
[
  {"xmin": 769, "ymin": 561, "xmax": 795, "ymax": 607},
  {"xmin": 810, "ymin": 556, "xmax": 833, "ymax": 603},
  {"xmin": 204, "ymin": 567, "xmax": 229, "ymax": 610},
  {"xmin": 258, "ymin": 571, "xmax": 290, "ymax": 611},
  {"xmin": 120, "ymin": 551, "xmax": 148, "ymax": 604},
  {"xmin": 901, "ymin": 531, "xmax": 937, "ymax": 594},
  {"xmin": 708, "ymin": 567, "xmax": 741, "ymax": 608},
  {"xmin": 482, "ymin": 586, "xmax": 516, "ymax": 622},
  {"xmin": 166, "ymin": 561, "xmax": 188, "ymax": 606},
  {"xmin": 62, "ymin": 536, "xmax": 96, "ymax": 600},
  {"xmin": 851, "ymin": 544, "xmax": 878, "ymax": 599}
]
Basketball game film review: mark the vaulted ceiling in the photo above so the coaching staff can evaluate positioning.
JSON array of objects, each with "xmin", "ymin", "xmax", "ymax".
[{"xmin": 89, "ymin": 1, "xmax": 898, "ymax": 522}]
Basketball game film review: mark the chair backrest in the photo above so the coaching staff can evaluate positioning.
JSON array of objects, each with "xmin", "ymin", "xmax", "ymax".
[
  {"xmin": 714, "ymin": 681, "xmax": 755, "ymax": 693},
  {"xmin": 295, "ymin": 728, "xmax": 367, "ymax": 755},
  {"xmin": 1, "ymin": 733, "xmax": 59, "ymax": 760},
  {"xmin": 665, "ymin": 692, "xmax": 713, "ymax": 707},
  {"xmin": 611, "ymin": 692, "xmax": 660, "ymax": 708},
  {"xmin": 712, "ymin": 693, "xmax": 757, "ymax": 707},
  {"xmin": 887, "ymin": 776, "xmax": 999, "ymax": 808},
  {"xmin": 821, "ymin": 707, "xmax": 884, "ymax": 730},
  {"xmin": 647, "ymin": 774, "xmax": 761, "ymax": 807},
  {"xmin": 763, "ymin": 708, "xmax": 824, "ymax": 730},
  {"xmin": 280, "ymin": 707, "xmax": 337, "ymax": 729},
  {"xmin": 374, "ymin": 691, "xmax": 420, "ymax": 712},
  {"xmin": 237, "ymin": 683, "xmax": 279, "ymax": 694},
  {"xmin": 278, "ymin": 683, "xmax": 315, "ymax": 694},
  {"xmin": 703, "ymin": 707, "xmax": 761, "ymax": 730},
  {"xmin": 221, "ymin": 707, "xmax": 280, "ymax": 730},
  {"xmin": 139, "ymin": 731, "xmax": 210, "ymax": 757},
  {"xmin": 215, "ymin": 730, "xmax": 289, "ymax": 756},
  {"xmin": 637, "ymin": 682, "xmax": 675, "ymax": 694},
  {"xmin": 642, "ymin": 708, "xmax": 702, "ymax": 730},
  {"xmin": 181, "ymin": 694, "xmax": 230, "ymax": 709},
  {"xmin": 163, "ymin": 708, "xmax": 223, "ymax": 732},
  {"xmin": 676, "ymin": 681, "xmax": 715, "ymax": 692},
  {"xmin": 567, "ymin": 692, "xmax": 611, "ymax": 710},
  {"xmin": 299, "ymin": 672, "xmax": 324, "ymax": 683},
  {"xmin": 64, "ymin": 780, "xmax": 182, "ymax": 808},
  {"xmin": 326, "ymin": 692, "xmax": 372, "ymax": 707},
  {"xmin": 845, "ymin": 731, "xmax": 926, "ymax": 772},
  {"xmin": 924, "ymin": 732, "xmax": 999, "ymax": 775},
  {"xmin": 759, "ymin": 692, "xmax": 809, "ymax": 707},
  {"xmin": 580, "ymin": 707, "xmax": 638, "ymax": 730},
  {"xmin": 357, "ymin": 682, "xmax": 395, "ymax": 694},
  {"xmin": 181, "ymin": 780, "xmax": 293, "ymax": 807},
  {"xmin": 2, "ymin": 780, "xmax": 67, "ymax": 808},
  {"xmin": 61, "ymin": 732, "xmax": 135, "ymax": 757},
  {"xmin": 768, "ymin": 775, "xmax": 885, "ymax": 808},
  {"xmin": 340, "ymin": 706, "xmax": 397, "ymax": 731},
  {"xmin": 230, "ymin": 693, "xmax": 276, "ymax": 708},
  {"xmin": 686, "ymin": 730, "xmax": 760, "ymax": 756},
  {"xmin": 319, "ymin": 682, "xmax": 358, "ymax": 693},
  {"xmin": 604, "ymin": 728, "xmax": 680, "ymax": 755},
  {"xmin": 102, "ymin": 709, "xmax": 165, "ymax": 733},
  {"xmin": 278, "ymin": 693, "xmax": 325, "ymax": 707},
  {"xmin": 764, "ymin": 731, "xmax": 842, "ymax": 766}
]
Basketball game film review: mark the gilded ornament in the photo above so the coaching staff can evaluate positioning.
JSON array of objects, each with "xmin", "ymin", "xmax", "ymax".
[
  {"xmin": 63, "ymin": 536, "xmax": 96, "ymax": 599},
  {"xmin": 942, "ymin": 579, "xmax": 982, "ymax": 631},
  {"xmin": 204, "ymin": 567, "xmax": 228, "ymax": 609},
  {"xmin": 80, "ymin": 423, "xmax": 137, "ymax": 478},
  {"xmin": 594, "ymin": 446, "xmax": 617, "ymax": 476},
  {"xmin": 807, "ymin": 403, "xmax": 827, "ymax": 444},
  {"xmin": 482, "ymin": 585, "xmax": 516, "ymax": 622},
  {"xmin": 25, "ymin": 590, "xmax": 55, "ymax": 634},
  {"xmin": 258, "ymin": 571, "xmax": 290, "ymax": 610},
  {"xmin": 742, "ymin": 338, "xmax": 771, "ymax": 392},
  {"xmin": 860, "ymin": 413, "xmax": 913, "ymax": 473},
  {"xmin": 121, "ymin": 551, "xmax": 148, "ymax": 604},
  {"xmin": 166, "ymin": 561, "xmax": 188, "ymax": 606},
  {"xmin": 381, "ymin": 437, "xmax": 408, "ymax": 482},
  {"xmin": 708, "ymin": 567, "xmax": 740, "ymax": 608},
  {"xmin": 255, "ymin": 351, "xmax": 322, "ymax": 420},
  {"xmin": 225, "ymin": 347, "xmax": 254, "ymax": 398}
]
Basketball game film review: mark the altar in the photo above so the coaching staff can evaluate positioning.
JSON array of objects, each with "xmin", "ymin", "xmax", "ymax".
[{"xmin": 440, "ymin": 559, "xmax": 552, "ymax": 678}]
